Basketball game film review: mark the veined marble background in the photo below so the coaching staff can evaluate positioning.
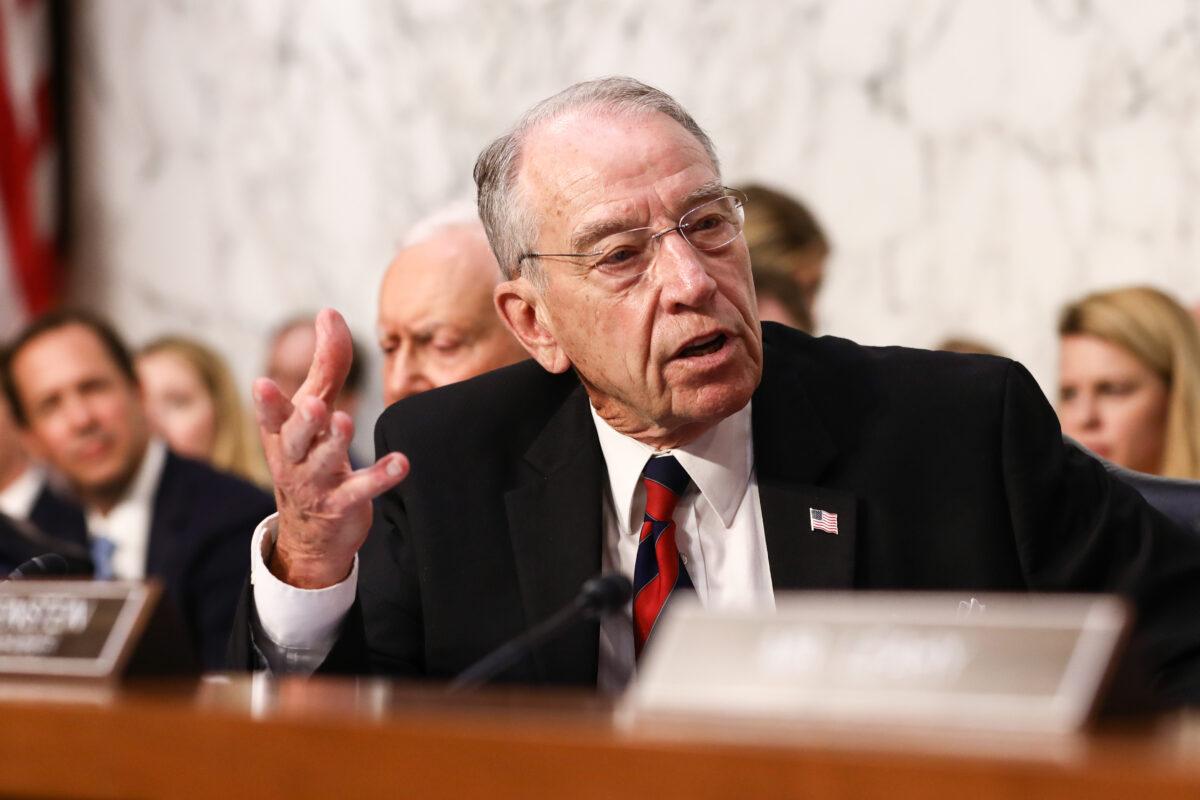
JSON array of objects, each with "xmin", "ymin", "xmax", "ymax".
[{"xmin": 69, "ymin": 0, "xmax": 1200, "ymax": 443}]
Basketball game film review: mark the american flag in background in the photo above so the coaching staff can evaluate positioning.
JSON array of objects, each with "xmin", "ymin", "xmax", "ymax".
[{"xmin": 0, "ymin": 0, "xmax": 63, "ymax": 339}]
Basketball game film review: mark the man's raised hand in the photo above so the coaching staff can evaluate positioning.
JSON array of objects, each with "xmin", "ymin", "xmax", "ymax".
[{"xmin": 253, "ymin": 309, "xmax": 409, "ymax": 588}]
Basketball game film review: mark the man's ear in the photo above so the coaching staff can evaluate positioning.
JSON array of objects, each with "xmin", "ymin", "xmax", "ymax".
[{"xmin": 494, "ymin": 278, "xmax": 571, "ymax": 374}]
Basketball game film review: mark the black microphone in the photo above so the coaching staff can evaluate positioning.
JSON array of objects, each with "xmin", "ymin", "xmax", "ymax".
[
  {"xmin": 447, "ymin": 573, "xmax": 633, "ymax": 693},
  {"xmin": 0, "ymin": 512, "xmax": 94, "ymax": 580},
  {"xmin": 6, "ymin": 553, "xmax": 73, "ymax": 580}
]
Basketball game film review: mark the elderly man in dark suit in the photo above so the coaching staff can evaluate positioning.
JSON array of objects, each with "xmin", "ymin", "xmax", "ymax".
[
  {"xmin": 240, "ymin": 78, "xmax": 1200, "ymax": 702},
  {"xmin": 1, "ymin": 311, "xmax": 275, "ymax": 668}
]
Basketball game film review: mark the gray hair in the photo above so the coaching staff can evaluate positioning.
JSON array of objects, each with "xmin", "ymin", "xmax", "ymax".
[
  {"xmin": 473, "ymin": 76, "xmax": 721, "ymax": 284},
  {"xmin": 400, "ymin": 198, "xmax": 486, "ymax": 250}
]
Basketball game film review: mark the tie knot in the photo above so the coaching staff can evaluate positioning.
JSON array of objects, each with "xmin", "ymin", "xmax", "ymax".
[{"xmin": 641, "ymin": 454, "xmax": 690, "ymax": 497}]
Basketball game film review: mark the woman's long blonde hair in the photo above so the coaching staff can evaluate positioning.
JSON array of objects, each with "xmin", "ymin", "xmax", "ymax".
[
  {"xmin": 138, "ymin": 336, "xmax": 272, "ymax": 488},
  {"xmin": 1058, "ymin": 286, "xmax": 1200, "ymax": 479}
]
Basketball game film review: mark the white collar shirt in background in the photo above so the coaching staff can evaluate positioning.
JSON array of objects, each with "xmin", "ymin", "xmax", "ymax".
[
  {"xmin": 0, "ymin": 464, "xmax": 46, "ymax": 520},
  {"xmin": 85, "ymin": 438, "xmax": 167, "ymax": 580},
  {"xmin": 591, "ymin": 401, "xmax": 775, "ymax": 693}
]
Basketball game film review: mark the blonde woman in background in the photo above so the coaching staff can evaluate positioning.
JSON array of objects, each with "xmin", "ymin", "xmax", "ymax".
[
  {"xmin": 136, "ymin": 336, "xmax": 272, "ymax": 488},
  {"xmin": 736, "ymin": 184, "xmax": 830, "ymax": 334},
  {"xmin": 1058, "ymin": 286, "xmax": 1200, "ymax": 479}
]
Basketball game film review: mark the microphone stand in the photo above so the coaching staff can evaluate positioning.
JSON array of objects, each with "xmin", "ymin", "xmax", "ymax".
[{"xmin": 447, "ymin": 574, "xmax": 632, "ymax": 693}]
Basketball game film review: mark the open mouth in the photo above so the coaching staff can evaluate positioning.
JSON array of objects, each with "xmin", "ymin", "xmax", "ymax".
[{"xmin": 676, "ymin": 332, "xmax": 727, "ymax": 359}]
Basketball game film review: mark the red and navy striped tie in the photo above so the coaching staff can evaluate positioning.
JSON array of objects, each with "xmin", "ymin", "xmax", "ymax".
[{"xmin": 632, "ymin": 454, "xmax": 694, "ymax": 657}]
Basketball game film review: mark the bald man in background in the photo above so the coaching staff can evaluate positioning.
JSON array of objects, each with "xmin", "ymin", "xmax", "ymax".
[{"xmin": 376, "ymin": 205, "xmax": 527, "ymax": 405}]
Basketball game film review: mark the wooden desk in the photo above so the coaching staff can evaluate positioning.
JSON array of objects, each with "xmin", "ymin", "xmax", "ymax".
[{"xmin": 0, "ymin": 675, "xmax": 1197, "ymax": 799}]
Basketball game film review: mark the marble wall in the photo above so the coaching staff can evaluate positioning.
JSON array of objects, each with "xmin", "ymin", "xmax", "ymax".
[{"xmin": 70, "ymin": 0, "xmax": 1200, "ymax": 440}]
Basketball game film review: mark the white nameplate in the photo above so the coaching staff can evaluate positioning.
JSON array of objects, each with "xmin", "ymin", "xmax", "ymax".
[
  {"xmin": 0, "ymin": 580, "xmax": 161, "ymax": 680},
  {"xmin": 625, "ymin": 592, "xmax": 1128, "ymax": 733}
]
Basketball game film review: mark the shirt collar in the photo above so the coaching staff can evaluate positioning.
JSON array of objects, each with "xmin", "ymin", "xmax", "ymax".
[
  {"xmin": 0, "ymin": 464, "xmax": 46, "ymax": 520},
  {"xmin": 86, "ymin": 438, "xmax": 167, "ymax": 526},
  {"xmin": 589, "ymin": 401, "xmax": 754, "ymax": 533}
]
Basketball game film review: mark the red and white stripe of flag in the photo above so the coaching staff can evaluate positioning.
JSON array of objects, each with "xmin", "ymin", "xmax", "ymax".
[{"xmin": 0, "ymin": 0, "xmax": 59, "ymax": 339}]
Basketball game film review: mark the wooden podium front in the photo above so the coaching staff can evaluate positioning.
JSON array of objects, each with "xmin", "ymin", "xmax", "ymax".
[{"xmin": 0, "ymin": 675, "xmax": 1198, "ymax": 799}]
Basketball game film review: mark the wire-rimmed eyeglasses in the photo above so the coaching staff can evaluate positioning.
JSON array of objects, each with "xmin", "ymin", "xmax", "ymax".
[{"xmin": 515, "ymin": 191, "xmax": 747, "ymax": 280}]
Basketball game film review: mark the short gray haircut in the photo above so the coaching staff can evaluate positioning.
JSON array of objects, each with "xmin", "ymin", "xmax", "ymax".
[
  {"xmin": 400, "ymin": 198, "xmax": 486, "ymax": 250},
  {"xmin": 473, "ymin": 76, "xmax": 721, "ymax": 284}
]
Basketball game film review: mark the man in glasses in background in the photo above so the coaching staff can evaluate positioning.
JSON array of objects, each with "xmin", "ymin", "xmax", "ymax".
[{"xmin": 237, "ymin": 78, "xmax": 1200, "ymax": 702}]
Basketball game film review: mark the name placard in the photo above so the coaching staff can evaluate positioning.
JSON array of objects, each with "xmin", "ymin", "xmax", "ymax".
[
  {"xmin": 625, "ymin": 593, "xmax": 1128, "ymax": 733},
  {"xmin": 0, "ymin": 580, "xmax": 162, "ymax": 680}
]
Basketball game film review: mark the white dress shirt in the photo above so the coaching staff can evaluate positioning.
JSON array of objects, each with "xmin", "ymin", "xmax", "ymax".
[
  {"xmin": 0, "ymin": 464, "xmax": 46, "ymax": 520},
  {"xmin": 249, "ymin": 517, "xmax": 359, "ymax": 673},
  {"xmin": 85, "ymin": 438, "xmax": 167, "ymax": 580},
  {"xmin": 593, "ymin": 401, "xmax": 774, "ymax": 691},
  {"xmin": 250, "ymin": 403, "xmax": 776, "ymax": 684}
]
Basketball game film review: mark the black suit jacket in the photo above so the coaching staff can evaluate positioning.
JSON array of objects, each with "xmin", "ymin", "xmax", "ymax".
[
  {"xmin": 28, "ymin": 483, "xmax": 88, "ymax": 545},
  {"xmin": 5, "ymin": 456, "xmax": 271, "ymax": 667},
  {"xmin": 0, "ymin": 482, "xmax": 89, "ymax": 574},
  {"xmin": 139, "ymin": 451, "xmax": 276, "ymax": 669},
  {"xmin": 233, "ymin": 324, "xmax": 1200, "ymax": 700},
  {"xmin": 0, "ymin": 511, "xmax": 89, "ymax": 575}
]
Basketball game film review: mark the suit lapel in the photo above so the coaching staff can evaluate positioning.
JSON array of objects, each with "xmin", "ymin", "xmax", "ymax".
[
  {"xmin": 29, "ymin": 486, "xmax": 88, "ymax": 548},
  {"xmin": 144, "ymin": 452, "xmax": 182, "ymax": 577},
  {"xmin": 504, "ymin": 381, "xmax": 605, "ymax": 685},
  {"xmin": 753, "ymin": 337, "xmax": 858, "ymax": 590}
]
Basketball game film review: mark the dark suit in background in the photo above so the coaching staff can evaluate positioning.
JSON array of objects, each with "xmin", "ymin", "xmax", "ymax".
[
  {"xmin": 27, "ymin": 482, "xmax": 88, "ymax": 546},
  {"xmin": 49, "ymin": 451, "xmax": 273, "ymax": 669},
  {"xmin": 1083, "ymin": 445, "xmax": 1200, "ymax": 537},
  {"xmin": 148, "ymin": 452, "xmax": 276, "ymax": 669},
  {"xmin": 234, "ymin": 323, "xmax": 1200, "ymax": 701},
  {"xmin": 0, "ymin": 480, "xmax": 89, "ymax": 574},
  {"xmin": 0, "ymin": 511, "xmax": 89, "ymax": 575}
]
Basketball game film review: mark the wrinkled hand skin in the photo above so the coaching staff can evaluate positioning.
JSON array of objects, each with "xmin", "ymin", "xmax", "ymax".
[{"xmin": 253, "ymin": 309, "xmax": 409, "ymax": 588}]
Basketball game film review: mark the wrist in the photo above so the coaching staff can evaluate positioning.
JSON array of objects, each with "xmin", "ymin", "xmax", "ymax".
[{"xmin": 268, "ymin": 534, "xmax": 354, "ymax": 589}]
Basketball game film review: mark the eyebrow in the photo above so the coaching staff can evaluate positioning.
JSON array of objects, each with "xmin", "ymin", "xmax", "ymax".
[
  {"xmin": 566, "ymin": 180, "xmax": 728, "ymax": 254},
  {"xmin": 568, "ymin": 217, "xmax": 644, "ymax": 254},
  {"xmin": 675, "ymin": 180, "xmax": 727, "ymax": 213}
]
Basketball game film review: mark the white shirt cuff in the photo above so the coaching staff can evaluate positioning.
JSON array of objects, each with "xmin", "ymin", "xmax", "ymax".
[{"xmin": 249, "ymin": 513, "xmax": 357, "ymax": 650}]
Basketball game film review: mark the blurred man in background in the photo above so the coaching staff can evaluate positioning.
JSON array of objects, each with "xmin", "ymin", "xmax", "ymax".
[
  {"xmin": 267, "ymin": 314, "xmax": 368, "ymax": 416},
  {"xmin": 0, "ymin": 389, "xmax": 86, "ymax": 547},
  {"xmin": 376, "ymin": 204, "xmax": 527, "ymax": 406},
  {"xmin": 267, "ymin": 314, "xmax": 368, "ymax": 466},
  {"xmin": 1, "ymin": 311, "xmax": 274, "ymax": 668},
  {"xmin": 0, "ymin": 392, "xmax": 88, "ymax": 572}
]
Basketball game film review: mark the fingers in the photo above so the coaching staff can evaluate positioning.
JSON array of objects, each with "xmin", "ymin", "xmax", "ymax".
[
  {"xmin": 279, "ymin": 395, "xmax": 331, "ymax": 463},
  {"xmin": 304, "ymin": 410, "xmax": 356, "ymax": 477},
  {"xmin": 253, "ymin": 378, "xmax": 293, "ymax": 435},
  {"xmin": 294, "ymin": 308, "xmax": 353, "ymax": 407},
  {"xmin": 329, "ymin": 453, "xmax": 410, "ymax": 510}
]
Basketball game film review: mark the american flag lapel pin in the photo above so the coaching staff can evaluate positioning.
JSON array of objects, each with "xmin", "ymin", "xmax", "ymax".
[{"xmin": 809, "ymin": 507, "xmax": 839, "ymax": 535}]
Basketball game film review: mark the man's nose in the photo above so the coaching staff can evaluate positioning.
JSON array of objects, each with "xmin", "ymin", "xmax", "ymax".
[
  {"xmin": 655, "ymin": 232, "xmax": 719, "ymax": 309},
  {"xmin": 62, "ymin": 393, "xmax": 98, "ymax": 432},
  {"xmin": 383, "ymin": 351, "xmax": 434, "ymax": 405}
]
